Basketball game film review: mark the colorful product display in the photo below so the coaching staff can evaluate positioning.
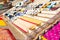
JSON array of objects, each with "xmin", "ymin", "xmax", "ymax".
[
  {"xmin": 43, "ymin": 22, "xmax": 60, "ymax": 40},
  {"xmin": 24, "ymin": 15, "xmax": 50, "ymax": 22},
  {"xmin": 12, "ymin": 18, "xmax": 38, "ymax": 33},
  {"xmin": 3, "ymin": 1, "xmax": 60, "ymax": 40},
  {"xmin": 40, "ymin": 1, "xmax": 59, "ymax": 11}
]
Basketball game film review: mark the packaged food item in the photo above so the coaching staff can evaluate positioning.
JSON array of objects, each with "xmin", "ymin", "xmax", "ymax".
[
  {"xmin": 0, "ymin": 17, "xmax": 6, "ymax": 26},
  {"xmin": 47, "ymin": 2, "xmax": 56, "ymax": 9},
  {"xmin": 20, "ymin": 16, "xmax": 42, "ymax": 26},
  {"xmin": 24, "ymin": 15, "xmax": 50, "ymax": 22},
  {"xmin": 13, "ymin": 18, "xmax": 37, "ymax": 33},
  {"xmin": 42, "ymin": 2, "xmax": 50, "ymax": 8}
]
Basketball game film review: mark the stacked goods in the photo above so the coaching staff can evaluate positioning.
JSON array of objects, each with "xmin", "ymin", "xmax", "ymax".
[
  {"xmin": 41, "ymin": 7, "xmax": 60, "ymax": 14},
  {"xmin": 3, "ymin": 1, "xmax": 60, "ymax": 40},
  {"xmin": 42, "ymin": 2, "xmax": 51, "ymax": 8},
  {"xmin": 23, "ymin": 15, "xmax": 50, "ymax": 22},
  {"xmin": 37, "ymin": 8, "xmax": 60, "ymax": 18},
  {"xmin": 47, "ymin": 2, "xmax": 56, "ymax": 9},
  {"xmin": 20, "ymin": 16, "xmax": 42, "ymax": 26},
  {"xmin": 0, "ymin": 28, "xmax": 16, "ymax": 40},
  {"xmin": 12, "ymin": 18, "xmax": 38, "ymax": 33},
  {"xmin": 40, "ymin": 1, "xmax": 60, "ymax": 11}
]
